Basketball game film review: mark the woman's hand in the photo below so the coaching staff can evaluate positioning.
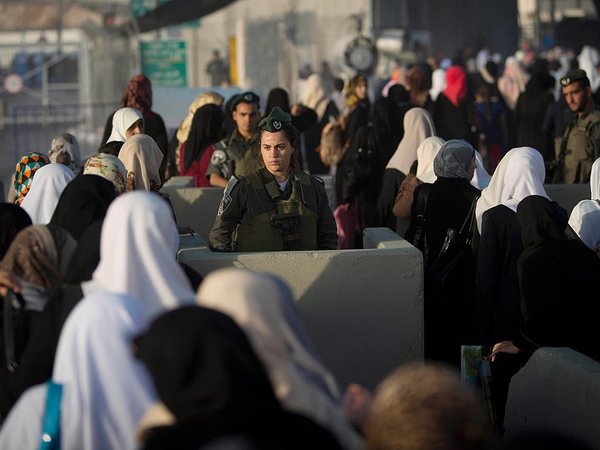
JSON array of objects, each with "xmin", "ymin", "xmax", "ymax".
[
  {"xmin": 0, "ymin": 270, "xmax": 21, "ymax": 297},
  {"xmin": 490, "ymin": 340, "xmax": 520, "ymax": 362}
]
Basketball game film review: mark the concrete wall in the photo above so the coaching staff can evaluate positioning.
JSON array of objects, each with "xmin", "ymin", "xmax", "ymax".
[
  {"xmin": 545, "ymin": 183, "xmax": 590, "ymax": 215},
  {"xmin": 504, "ymin": 347, "xmax": 600, "ymax": 448},
  {"xmin": 178, "ymin": 227, "xmax": 424, "ymax": 390}
]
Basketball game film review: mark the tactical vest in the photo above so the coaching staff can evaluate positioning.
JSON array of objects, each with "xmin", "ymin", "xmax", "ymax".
[
  {"xmin": 560, "ymin": 109, "xmax": 600, "ymax": 183},
  {"xmin": 235, "ymin": 171, "xmax": 318, "ymax": 252},
  {"xmin": 233, "ymin": 146, "xmax": 262, "ymax": 177}
]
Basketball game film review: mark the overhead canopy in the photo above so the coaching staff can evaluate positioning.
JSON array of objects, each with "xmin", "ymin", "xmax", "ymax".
[{"xmin": 134, "ymin": 0, "xmax": 237, "ymax": 33}]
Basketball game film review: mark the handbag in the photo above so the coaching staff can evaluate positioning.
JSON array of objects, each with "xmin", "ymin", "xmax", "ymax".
[
  {"xmin": 427, "ymin": 195, "xmax": 479, "ymax": 286},
  {"xmin": 406, "ymin": 183, "xmax": 432, "ymax": 266}
]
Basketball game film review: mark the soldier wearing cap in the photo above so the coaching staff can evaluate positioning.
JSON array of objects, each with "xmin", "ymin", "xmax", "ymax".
[
  {"xmin": 209, "ymin": 107, "xmax": 338, "ymax": 252},
  {"xmin": 207, "ymin": 91, "xmax": 262, "ymax": 187},
  {"xmin": 554, "ymin": 68, "xmax": 600, "ymax": 183}
]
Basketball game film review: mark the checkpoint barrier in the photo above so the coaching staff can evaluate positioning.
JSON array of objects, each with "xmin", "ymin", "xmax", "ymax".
[
  {"xmin": 504, "ymin": 347, "xmax": 600, "ymax": 448},
  {"xmin": 544, "ymin": 183, "xmax": 590, "ymax": 215},
  {"xmin": 177, "ymin": 227, "xmax": 424, "ymax": 390}
]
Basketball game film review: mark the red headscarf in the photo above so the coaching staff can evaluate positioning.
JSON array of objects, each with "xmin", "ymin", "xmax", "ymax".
[
  {"xmin": 443, "ymin": 66, "xmax": 467, "ymax": 107},
  {"xmin": 120, "ymin": 74, "xmax": 152, "ymax": 114}
]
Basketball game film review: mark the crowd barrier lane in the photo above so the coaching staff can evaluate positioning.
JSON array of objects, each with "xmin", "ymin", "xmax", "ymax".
[
  {"xmin": 504, "ymin": 347, "xmax": 600, "ymax": 448},
  {"xmin": 178, "ymin": 228, "xmax": 424, "ymax": 390}
]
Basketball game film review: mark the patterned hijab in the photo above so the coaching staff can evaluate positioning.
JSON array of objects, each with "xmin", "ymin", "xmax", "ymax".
[
  {"xmin": 120, "ymin": 74, "xmax": 153, "ymax": 114},
  {"xmin": 13, "ymin": 152, "xmax": 50, "ymax": 205},
  {"xmin": 83, "ymin": 153, "xmax": 127, "ymax": 194},
  {"xmin": 48, "ymin": 133, "xmax": 82, "ymax": 173},
  {"xmin": 0, "ymin": 224, "xmax": 76, "ymax": 289},
  {"xmin": 433, "ymin": 139, "xmax": 475, "ymax": 180}
]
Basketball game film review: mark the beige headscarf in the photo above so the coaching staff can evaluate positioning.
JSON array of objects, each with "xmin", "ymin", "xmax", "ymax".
[
  {"xmin": 303, "ymin": 74, "xmax": 328, "ymax": 120},
  {"xmin": 118, "ymin": 134, "xmax": 163, "ymax": 192},
  {"xmin": 83, "ymin": 153, "xmax": 128, "ymax": 194},
  {"xmin": 0, "ymin": 224, "xmax": 76, "ymax": 289},
  {"xmin": 386, "ymin": 107, "xmax": 437, "ymax": 175},
  {"xmin": 197, "ymin": 268, "xmax": 362, "ymax": 450},
  {"xmin": 175, "ymin": 91, "xmax": 224, "ymax": 144}
]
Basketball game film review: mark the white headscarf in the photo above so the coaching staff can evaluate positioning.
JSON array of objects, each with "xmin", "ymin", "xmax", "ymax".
[
  {"xmin": 20, "ymin": 163, "xmax": 74, "ymax": 225},
  {"xmin": 82, "ymin": 191, "xmax": 195, "ymax": 321},
  {"xmin": 471, "ymin": 150, "xmax": 491, "ymax": 189},
  {"xmin": 475, "ymin": 147, "xmax": 548, "ymax": 232},
  {"xmin": 118, "ymin": 134, "xmax": 163, "ymax": 191},
  {"xmin": 569, "ymin": 200, "xmax": 600, "ymax": 252},
  {"xmin": 0, "ymin": 292, "xmax": 156, "ymax": 450},
  {"xmin": 386, "ymin": 107, "xmax": 436, "ymax": 175},
  {"xmin": 197, "ymin": 268, "xmax": 362, "ymax": 450},
  {"xmin": 429, "ymin": 68, "xmax": 447, "ymax": 101},
  {"xmin": 590, "ymin": 157, "xmax": 600, "ymax": 200},
  {"xmin": 578, "ymin": 46, "xmax": 600, "ymax": 93},
  {"xmin": 415, "ymin": 136, "xmax": 445, "ymax": 183},
  {"xmin": 303, "ymin": 73, "xmax": 328, "ymax": 120},
  {"xmin": 107, "ymin": 107, "xmax": 143, "ymax": 143}
]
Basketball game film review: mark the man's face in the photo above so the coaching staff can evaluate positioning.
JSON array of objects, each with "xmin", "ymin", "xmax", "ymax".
[
  {"xmin": 232, "ymin": 102, "xmax": 260, "ymax": 135},
  {"xmin": 562, "ymin": 82, "xmax": 591, "ymax": 113}
]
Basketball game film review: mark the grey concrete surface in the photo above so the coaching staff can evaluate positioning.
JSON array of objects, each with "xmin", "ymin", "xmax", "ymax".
[
  {"xmin": 504, "ymin": 347, "xmax": 600, "ymax": 448},
  {"xmin": 178, "ymin": 229, "xmax": 424, "ymax": 390}
]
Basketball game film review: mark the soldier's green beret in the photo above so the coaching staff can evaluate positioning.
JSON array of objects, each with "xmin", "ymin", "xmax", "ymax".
[
  {"xmin": 228, "ymin": 91, "xmax": 260, "ymax": 112},
  {"xmin": 560, "ymin": 69, "xmax": 590, "ymax": 87},
  {"xmin": 258, "ymin": 107, "xmax": 292, "ymax": 132}
]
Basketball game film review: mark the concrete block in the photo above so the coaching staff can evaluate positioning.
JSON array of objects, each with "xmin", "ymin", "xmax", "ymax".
[
  {"xmin": 363, "ymin": 227, "xmax": 415, "ymax": 250},
  {"xmin": 162, "ymin": 176, "xmax": 195, "ymax": 189},
  {"xmin": 179, "ymin": 236, "xmax": 424, "ymax": 390},
  {"xmin": 161, "ymin": 187, "xmax": 223, "ymax": 242},
  {"xmin": 504, "ymin": 347, "xmax": 600, "ymax": 447},
  {"xmin": 545, "ymin": 183, "xmax": 590, "ymax": 215}
]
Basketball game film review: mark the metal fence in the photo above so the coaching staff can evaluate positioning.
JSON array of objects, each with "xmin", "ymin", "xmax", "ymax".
[{"xmin": 10, "ymin": 102, "xmax": 118, "ymax": 161}]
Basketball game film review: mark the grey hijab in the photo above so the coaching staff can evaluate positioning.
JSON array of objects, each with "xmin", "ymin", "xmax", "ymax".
[{"xmin": 433, "ymin": 139, "xmax": 474, "ymax": 180}]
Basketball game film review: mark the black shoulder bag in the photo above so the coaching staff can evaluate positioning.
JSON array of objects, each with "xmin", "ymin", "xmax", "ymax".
[
  {"xmin": 407, "ymin": 183, "xmax": 432, "ymax": 267},
  {"xmin": 427, "ymin": 195, "xmax": 479, "ymax": 287}
]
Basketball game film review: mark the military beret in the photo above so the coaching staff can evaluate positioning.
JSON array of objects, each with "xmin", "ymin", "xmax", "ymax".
[
  {"xmin": 258, "ymin": 106, "xmax": 292, "ymax": 132},
  {"xmin": 228, "ymin": 91, "xmax": 260, "ymax": 112},
  {"xmin": 560, "ymin": 68, "xmax": 590, "ymax": 87}
]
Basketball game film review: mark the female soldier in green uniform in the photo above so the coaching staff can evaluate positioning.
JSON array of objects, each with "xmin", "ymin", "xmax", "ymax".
[{"xmin": 209, "ymin": 107, "xmax": 338, "ymax": 252}]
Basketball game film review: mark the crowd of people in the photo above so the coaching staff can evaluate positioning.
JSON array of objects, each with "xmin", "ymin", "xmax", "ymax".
[{"xmin": 0, "ymin": 39, "xmax": 599, "ymax": 449}]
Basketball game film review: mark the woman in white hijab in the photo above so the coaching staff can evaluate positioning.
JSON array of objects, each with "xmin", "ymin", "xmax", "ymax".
[
  {"xmin": 497, "ymin": 56, "xmax": 529, "ymax": 111},
  {"xmin": 471, "ymin": 150, "xmax": 491, "ymax": 190},
  {"xmin": 378, "ymin": 107, "xmax": 436, "ymax": 228},
  {"xmin": 569, "ymin": 157, "xmax": 600, "ymax": 254},
  {"xmin": 578, "ymin": 46, "xmax": 600, "ymax": 94},
  {"xmin": 197, "ymin": 268, "xmax": 362, "ymax": 450},
  {"xmin": 118, "ymin": 134, "xmax": 163, "ymax": 191},
  {"xmin": 392, "ymin": 136, "xmax": 444, "ymax": 219},
  {"xmin": 475, "ymin": 147, "xmax": 549, "ymax": 424},
  {"xmin": 82, "ymin": 191, "xmax": 195, "ymax": 321},
  {"xmin": 107, "ymin": 107, "xmax": 144, "ymax": 143},
  {"xmin": 0, "ymin": 291, "xmax": 156, "ymax": 450},
  {"xmin": 20, "ymin": 163, "xmax": 75, "ymax": 225},
  {"xmin": 303, "ymin": 73, "xmax": 329, "ymax": 122}
]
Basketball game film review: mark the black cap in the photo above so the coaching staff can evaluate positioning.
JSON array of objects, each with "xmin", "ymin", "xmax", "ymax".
[
  {"xmin": 228, "ymin": 91, "xmax": 260, "ymax": 112},
  {"xmin": 560, "ymin": 69, "xmax": 590, "ymax": 87},
  {"xmin": 258, "ymin": 107, "xmax": 292, "ymax": 132}
]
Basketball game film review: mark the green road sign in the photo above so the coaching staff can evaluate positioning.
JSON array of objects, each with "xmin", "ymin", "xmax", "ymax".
[{"xmin": 141, "ymin": 40, "xmax": 188, "ymax": 87}]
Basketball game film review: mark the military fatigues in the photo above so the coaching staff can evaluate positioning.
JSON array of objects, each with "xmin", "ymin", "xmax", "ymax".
[
  {"xmin": 206, "ymin": 129, "xmax": 262, "ymax": 180},
  {"xmin": 209, "ymin": 168, "xmax": 338, "ymax": 252},
  {"xmin": 556, "ymin": 108, "xmax": 600, "ymax": 183}
]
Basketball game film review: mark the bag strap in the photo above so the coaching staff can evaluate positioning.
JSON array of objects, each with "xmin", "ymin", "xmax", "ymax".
[
  {"xmin": 459, "ymin": 195, "xmax": 480, "ymax": 240},
  {"xmin": 4, "ymin": 290, "xmax": 24, "ymax": 373},
  {"xmin": 415, "ymin": 183, "xmax": 432, "ymax": 224},
  {"xmin": 39, "ymin": 381, "xmax": 63, "ymax": 450}
]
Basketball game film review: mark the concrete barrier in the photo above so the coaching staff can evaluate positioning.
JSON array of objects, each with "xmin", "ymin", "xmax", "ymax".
[
  {"xmin": 504, "ymin": 347, "xmax": 600, "ymax": 448},
  {"xmin": 178, "ymin": 228, "xmax": 424, "ymax": 390},
  {"xmin": 545, "ymin": 183, "xmax": 590, "ymax": 215}
]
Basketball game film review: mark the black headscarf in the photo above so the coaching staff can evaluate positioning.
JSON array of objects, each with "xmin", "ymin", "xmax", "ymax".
[
  {"xmin": 63, "ymin": 220, "xmax": 103, "ymax": 284},
  {"xmin": 0, "ymin": 203, "xmax": 32, "ymax": 260},
  {"xmin": 517, "ymin": 195, "xmax": 568, "ymax": 249},
  {"xmin": 50, "ymin": 174, "xmax": 116, "ymax": 241},
  {"xmin": 371, "ymin": 97, "xmax": 405, "ymax": 164},
  {"xmin": 183, "ymin": 104, "xmax": 224, "ymax": 171},
  {"xmin": 265, "ymin": 87, "xmax": 291, "ymax": 114},
  {"xmin": 136, "ymin": 306, "xmax": 281, "ymax": 424}
]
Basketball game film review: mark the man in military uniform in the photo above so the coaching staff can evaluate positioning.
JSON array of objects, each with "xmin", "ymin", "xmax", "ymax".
[
  {"xmin": 209, "ymin": 107, "xmax": 338, "ymax": 252},
  {"xmin": 207, "ymin": 91, "xmax": 262, "ymax": 187},
  {"xmin": 554, "ymin": 69, "xmax": 600, "ymax": 183}
]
